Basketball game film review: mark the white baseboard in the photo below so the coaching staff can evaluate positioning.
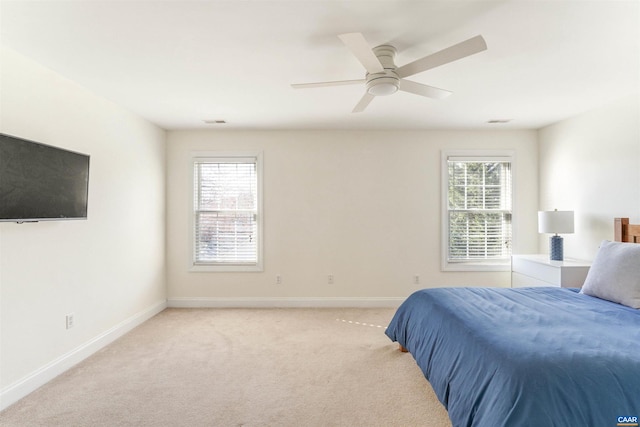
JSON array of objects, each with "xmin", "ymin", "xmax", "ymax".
[
  {"xmin": 0, "ymin": 300, "xmax": 167, "ymax": 411},
  {"xmin": 167, "ymin": 297, "xmax": 404, "ymax": 308}
]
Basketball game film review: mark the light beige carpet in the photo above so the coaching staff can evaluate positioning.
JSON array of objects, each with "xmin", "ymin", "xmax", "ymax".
[{"xmin": 0, "ymin": 308, "xmax": 451, "ymax": 426}]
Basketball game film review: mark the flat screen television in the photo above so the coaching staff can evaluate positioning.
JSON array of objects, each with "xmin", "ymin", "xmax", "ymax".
[{"xmin": 0, "ymin": 133, "xmax": 90, "ymax": 222}]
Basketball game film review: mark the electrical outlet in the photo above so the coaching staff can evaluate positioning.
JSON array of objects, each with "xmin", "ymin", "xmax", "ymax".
[
  {"xmin": 413, "ymin": 275, "xmax": 420, "ymax": 285},
  {"xmin": 66, "ymin": 313, "xmax": 75, "ymax": 330},
  {"xmin": 328, "ymin": 274, "xmax": 334, "ymax": 284},
  {"xmin": 276, "ymin": 275, "xmax": 282, "ymax": 285}
]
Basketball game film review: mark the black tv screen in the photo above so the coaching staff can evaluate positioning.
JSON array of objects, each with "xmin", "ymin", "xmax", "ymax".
[{"xmin": 0, "ymin": 133, "xmax": 90, "ymax": 222}]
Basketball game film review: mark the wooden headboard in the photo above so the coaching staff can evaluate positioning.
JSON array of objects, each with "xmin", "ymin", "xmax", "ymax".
[{"xmin": 614, "ymin": 218, "xmax": 640, "ymax": 243}]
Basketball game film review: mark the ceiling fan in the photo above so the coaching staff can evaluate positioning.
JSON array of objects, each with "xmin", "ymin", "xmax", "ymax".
[{"xmin": 291, "ymin": 33, "xmax": 487, "ymax": 113}]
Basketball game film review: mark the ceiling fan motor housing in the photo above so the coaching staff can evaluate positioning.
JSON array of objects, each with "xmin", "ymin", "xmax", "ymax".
[{"xmin": 366, "ymin": 45, "xmax": 400, "ymax": 96}]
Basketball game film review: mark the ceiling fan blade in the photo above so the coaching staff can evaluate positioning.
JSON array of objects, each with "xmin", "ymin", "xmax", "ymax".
[
  {"xmin": 352, "ymin": 93, "xmax": 375, "ymax": 113},
  {"xmin": 338, "ymin": 33, "xmax": 385, "ymax": 75},
  {"xmin": 399, "ymin": 79, "xmax": 452, "ymax": 99},
  {"xmin": 291, "ymin": 79, "xmax": 365, "ymax": 89},
  {"xmin": 396, "ymin": 35, "xmax": 487, "ymax": 78}
]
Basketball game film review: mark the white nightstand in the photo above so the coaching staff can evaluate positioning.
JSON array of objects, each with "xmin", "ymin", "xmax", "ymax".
[{"xmin": 511, "ymin": 255, "xmax": 591, "ymax": 288}]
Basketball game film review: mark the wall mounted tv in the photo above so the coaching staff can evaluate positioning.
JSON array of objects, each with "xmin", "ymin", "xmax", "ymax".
[{"xmin": 0, "ymin": 133, "xmax": 90, "ymax": 223}]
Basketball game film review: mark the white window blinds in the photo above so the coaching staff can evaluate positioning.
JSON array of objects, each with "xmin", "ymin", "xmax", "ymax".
[
  {"xmin": 447, "ymin": 157, "xmax": 512, "ymax": 262},
  {"xmin": 193, "ymin": 157, "xmax": 259, "ymax": 267}
]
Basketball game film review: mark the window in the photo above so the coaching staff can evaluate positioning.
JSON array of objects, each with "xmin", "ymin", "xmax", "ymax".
[
  {"xmin": 191, "ymin": 153, "xmax": 263, "ymax": 271},
  {"xmin": 442, "ymin": 151, "xmax": 513, "ymax": 271}
]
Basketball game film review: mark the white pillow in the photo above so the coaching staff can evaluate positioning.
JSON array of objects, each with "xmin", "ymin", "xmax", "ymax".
[{"xmin": 580, "ymin": 240, "xmax": 640, "ymax": 308}]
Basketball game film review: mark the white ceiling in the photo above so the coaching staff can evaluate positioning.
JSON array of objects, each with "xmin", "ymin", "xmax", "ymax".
[{"xmin": 1, "ymin": 0, "xmax": 638, "ymax": 131}]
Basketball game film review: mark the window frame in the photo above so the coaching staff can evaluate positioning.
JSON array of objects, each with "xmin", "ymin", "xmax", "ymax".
[
  {"xmin": 441, "ymin": 150, "xmax": 515, "ymax": 272},
  {"xmin": 189, "ymin": 151, "xmax": 263, "ymax": 272}
]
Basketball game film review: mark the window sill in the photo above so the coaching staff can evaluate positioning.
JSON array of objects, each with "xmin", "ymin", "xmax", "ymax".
[
  {"xmin": 190, "ymin": 264, "xmax": 263, "ymax": 273},
  {"xmin": 442, "ymin": 261, "xmax": 510, "ymax": 272}
]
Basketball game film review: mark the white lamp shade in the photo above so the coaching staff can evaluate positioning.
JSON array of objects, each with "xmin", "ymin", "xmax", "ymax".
[{"xmin": 538, "ymin": 210, "xmax": 574, "ymax": 234}]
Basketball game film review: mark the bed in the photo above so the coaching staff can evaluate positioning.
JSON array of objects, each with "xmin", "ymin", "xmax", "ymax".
[{"xmin": 386, "ymin": 218, "xmax": 640, "ymax": 427}]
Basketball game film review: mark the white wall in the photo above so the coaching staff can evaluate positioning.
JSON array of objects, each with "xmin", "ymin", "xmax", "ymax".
[
  {"xmin": 538, "ymin": 94, "xmax": 640, "ymax": 260},
  {"xmin": 166, "ymin": 129, "xmax": 538, "ymax": 305},
  {"xmin": 0, "ymin": 48, "xmax": 167, "ymax": 408}
]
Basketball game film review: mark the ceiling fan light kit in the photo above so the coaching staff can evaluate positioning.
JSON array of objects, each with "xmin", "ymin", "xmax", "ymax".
[
  {"xmin": 366, "ymin": 45, "xmax": 400, "ymax": 96},
  {"xmin": 292, "ymin": 33, "xmax": 487, "ymax": 113},
  {"xmin": 366, "ymin": 74, "xmax": 400, "ymax": 96}
]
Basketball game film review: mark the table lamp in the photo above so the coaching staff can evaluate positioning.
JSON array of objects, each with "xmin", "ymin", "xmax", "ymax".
[{"xmin": 538, "ymin": 210, "xmax": 574, "ymax": 261}]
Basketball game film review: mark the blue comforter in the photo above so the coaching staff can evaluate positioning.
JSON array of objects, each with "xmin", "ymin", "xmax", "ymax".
[{"xmin": 385, "ymin": 287, "xmax": 640, "ymax": 427}]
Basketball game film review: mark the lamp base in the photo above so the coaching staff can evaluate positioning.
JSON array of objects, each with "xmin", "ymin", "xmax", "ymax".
[{"xmin": 549, "ymin": 235, "xmax": 564, "ymax": 261}]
